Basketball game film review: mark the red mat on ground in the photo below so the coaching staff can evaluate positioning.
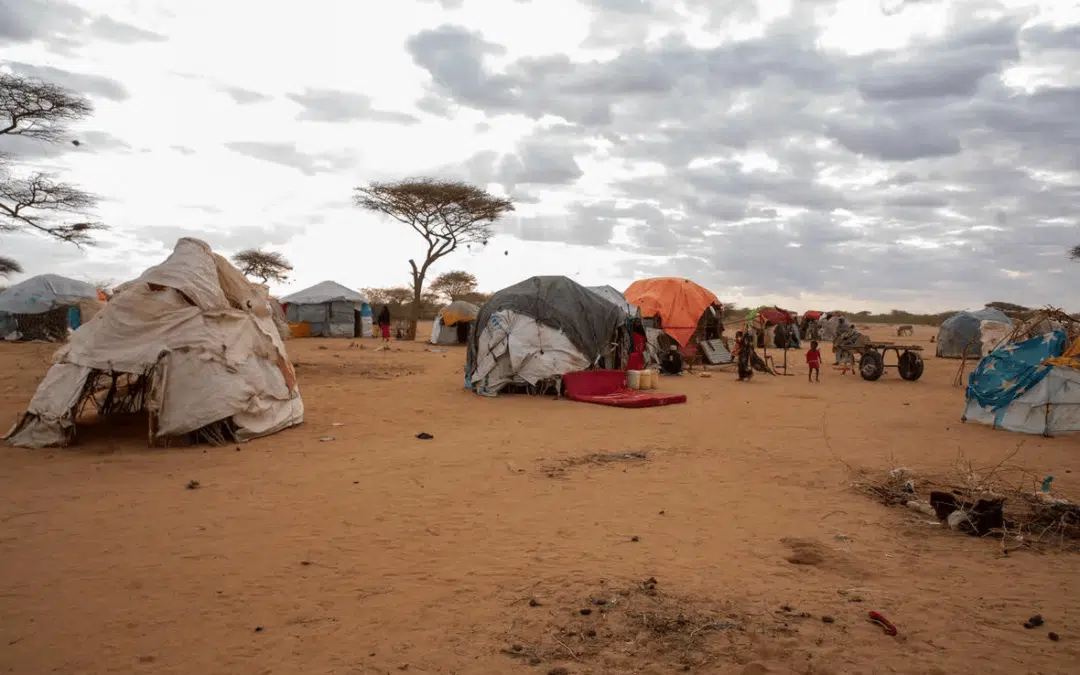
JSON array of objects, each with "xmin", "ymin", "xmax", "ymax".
[{"xmin": 562, "ymin": 370, "xmax": 687, "ymax": 408}]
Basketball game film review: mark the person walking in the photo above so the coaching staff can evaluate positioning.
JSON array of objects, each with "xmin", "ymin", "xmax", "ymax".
[{"xmin": 377, "ymin": 305, "xmax": 391, "ymax": 345}]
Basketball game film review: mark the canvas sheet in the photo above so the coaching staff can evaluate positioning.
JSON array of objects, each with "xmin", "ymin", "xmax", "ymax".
[{"xmin": 469, "ymin": 310, "xmax": 589, "ymax": 395}]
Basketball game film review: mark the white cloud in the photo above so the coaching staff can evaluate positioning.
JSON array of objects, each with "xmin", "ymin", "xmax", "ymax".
[{"xmin": 0, "ymin": 0, "xmax": 1077, "ymax": 312}]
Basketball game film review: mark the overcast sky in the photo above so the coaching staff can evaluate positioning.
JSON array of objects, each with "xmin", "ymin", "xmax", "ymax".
[{"xmin": 1, "ymin": 0, "xmax": 1077, "ymax": 312}]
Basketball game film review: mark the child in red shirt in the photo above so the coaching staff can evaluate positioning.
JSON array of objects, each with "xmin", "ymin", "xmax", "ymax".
[{"xmin": 806, "ymin": 340, "xmax": 822, "ymax": 382}]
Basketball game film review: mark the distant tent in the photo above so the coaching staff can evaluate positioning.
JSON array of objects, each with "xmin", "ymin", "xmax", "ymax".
[
  {"xmin": 624, "ymin": 277, "xmax": 718, "ymax": 346},
  {"xmin": 936, "ymin": 308, "xmax": 1013, "ymax": 359},
  {"xmin": 430, "ymin": 300, "xmax": 479, "ymax": 345},
  {"xmin": 5, "ymin": 238, "xmax": 303, "ymax": 448},
  {"xmin": 0, "ymin": 274, "xmax": 103, "ymax": 341},
  {"xmin": 963, "ymin": 329, "xmax": 1080, "ymax": 435},
  {"xmin": 466, "ymin": 276, "xmax": 624, "ymax": 396},
  {"xmin": 280, "ymin": 281, "xmax": 371, "ymax": 338}
]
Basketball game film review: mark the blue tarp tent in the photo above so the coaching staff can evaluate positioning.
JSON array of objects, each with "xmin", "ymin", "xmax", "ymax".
[{"xmin": 963, "ymin": 329, "xmax": 1080, "ymax": 435}]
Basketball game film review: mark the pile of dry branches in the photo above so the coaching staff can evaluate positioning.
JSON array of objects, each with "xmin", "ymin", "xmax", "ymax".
[
  {"xmin": 851, "ymin": 445, "xmax": 1080, "ymax": 553},
  {"xmin": 1006, "ymin": 306, "xmax": 1080, "ymax": 343}
]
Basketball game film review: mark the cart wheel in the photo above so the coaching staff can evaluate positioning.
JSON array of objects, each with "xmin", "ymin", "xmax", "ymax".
[
  {"xmin": 859, "ymin": 351, "xmax": 885, "ymax": 381},
  {"xmin": 898, "ymin": 350, "xmax": 924, "ymax": 381}
]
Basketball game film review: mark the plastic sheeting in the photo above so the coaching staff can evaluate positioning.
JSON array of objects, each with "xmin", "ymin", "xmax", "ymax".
[
  {"xmin": 280, "ymin": 281, "xmax": 369, "ymax": 305},
  {"xmin": 624, "ymin": 278, "xmax": 718, "ymax": 346},
  {"xmin": 0, "ymin": 274, "xmax": 98, "ymax": 314},
  {"xmin": 439, "ymin": 300, "xmax": 479, "ymax": 326},
  {"xmin": 5, "ymin": 238, "xmax": 304, "ymax": 448},
  {"xmin": 964, "ymin": 330, "xmax": 1080, "ymax": 435},
  {"xmin": 587, "ymin": 285, "xmax": 640, "ymax": 319},
  {"xmin": 936, "ymin": 308, "xmax": 1013, "ymax": 359},
  {"xmin": 468, "ymin": 309, "xmax": 590, "ymax": 395},
  {"xmin": 468, "ymin": 276, "xmax": 622, "ymax": 378}
]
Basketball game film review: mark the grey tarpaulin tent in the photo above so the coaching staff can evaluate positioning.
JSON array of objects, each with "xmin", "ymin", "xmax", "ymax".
[
  {"xmin": 466, "ymin": 276, "xmax": 624, "ymax": 395},
  {"xmin": 280, "ymin": 281, "xmax": 372, "ymax": 338},
  {"xmin": 0, "ymin": 274, "xmax": 102, "ymax": 340},
  {"xmin": 936, "ymin": 308, "xmax": 1013, "ymax": 359},
  {"xmin": 587, "ymin": 285, "xmax": 640, "ymax": 319}
]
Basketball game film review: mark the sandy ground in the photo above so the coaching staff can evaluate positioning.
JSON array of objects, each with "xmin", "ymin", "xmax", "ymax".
[{"xmin": 0, "ymin": 323, "xmax": 1077, "ymax": 675}]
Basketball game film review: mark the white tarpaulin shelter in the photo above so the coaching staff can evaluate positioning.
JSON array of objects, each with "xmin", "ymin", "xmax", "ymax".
[
  {"xmin": 280, "ymin": 281, "xmax": 372, "ymax": 337},
  {"xmin": 5, "ymin": 238, "xmax": 304, "ymax": 448},
  {"xmin": 0, "ymin": 274, "xmax": 98, "ymax": 314}
]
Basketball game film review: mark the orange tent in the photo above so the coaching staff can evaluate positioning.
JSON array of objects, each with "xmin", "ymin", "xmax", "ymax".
[{"xmin": 624, "ymin": 277, "xmax": 719, "ymax": 346}]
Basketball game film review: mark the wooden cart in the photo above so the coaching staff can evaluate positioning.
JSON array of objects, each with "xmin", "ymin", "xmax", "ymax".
[{"xmin": 853, "ymin": 343, "xmax": 925, "ymax": 381}]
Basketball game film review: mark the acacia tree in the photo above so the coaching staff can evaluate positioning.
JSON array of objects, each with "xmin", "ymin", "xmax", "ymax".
[
  {"xmin": 231, "ymin": 248, "xmax": 293, "ymax": 283},
  {"xmin": 429, "ymin": 270, "xmax": 478, "ymax": 302},
  {"xmin": 354, "ymin": 178, "xmax": 514, "ymax": 339},
  {"xmin": 0, "ymin": 73, "xmax": 105, "ymax": 246}
]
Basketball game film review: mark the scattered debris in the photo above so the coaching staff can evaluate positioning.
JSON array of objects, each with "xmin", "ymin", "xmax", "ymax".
[
  {"xmin": 868, "ymin": 611, "xmax": 897, "ymax": 636},
  {"xmin": 254, "ymin": 625, "xmax": 264, "ymax": 633},
  {"xmin": 416, "ymin": 432, "xmax": 434, "ymax": 440},
  {"xmin": 579, "ymin": 608, "xmax": 592, "ymax": 616},
  {"xmin": 186, "ymin": 480, "xmax": 200, "ymax": 490},
  {"xmin": 1024, "ymin": 615, "xmax": 1044, "ymax": 629},
  {"xmin": 822, "ymin": 616, "xmax": 835, "ymax": 624},
  {"xmin": 1049, "ymin": 632, "xmax": 1061, "ymax": 641},
  {"xmin": 630, "ymin": 536, "xmax": 640, "ymax": 542},
  {"xmin": 332, "ymin": 422, "xmax": 344, "ymax": 427},
  {"xmin": 851, "ymin": 460, "xmax": 1080, "ymax": 550},
  {"xmin": 318, "ymin": 436, "xmax": 335, "ymax": 442},
  {"xmin": 529, "ymin": 598, "xmax": 541, "ymax": 607},
  {"xmin": 425, "ymin": 348, "xmax": 448, "ymax": 353}
]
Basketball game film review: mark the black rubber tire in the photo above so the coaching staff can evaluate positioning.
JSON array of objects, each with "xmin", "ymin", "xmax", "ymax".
[
  {"xmin": 859, "ymin": 351, "xmax": 885, "ymax": 381},
  {"xmin": 898, "ymin": 350, "xmax": 925, "ymax": 381}
]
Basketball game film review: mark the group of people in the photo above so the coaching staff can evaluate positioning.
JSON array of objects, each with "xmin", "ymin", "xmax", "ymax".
[{"xmin": 728, "ymin": 328, "xmax": 823, "ymax": 382}]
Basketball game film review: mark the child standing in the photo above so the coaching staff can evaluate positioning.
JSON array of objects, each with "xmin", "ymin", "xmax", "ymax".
[{"xmin": 806, "ymin": 340, "xmax": 822, "ymax": 382}]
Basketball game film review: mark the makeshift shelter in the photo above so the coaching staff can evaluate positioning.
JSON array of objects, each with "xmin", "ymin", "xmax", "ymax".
[
  {"xmin": 280, "ymin": 281, "xmax": 371, "ymax": 338},
  {"xmin": 963, "ymin": 330, "xmax": 1080, "ymax": 435},
  {"xmin": 936, "ymin": 308, "xmax": 1013, "ymax": 359},
  {"xmin": 0, "ymin": 274, "xmax": 103, "ymax": 341},
  {"xmin": 624, "ymin": 278, "xmax": 719, "ymax": 346},
  {"xmin": 430, "ymin": 300, "xmax": 480, "ymax": 345},
  {"xmin": 466, "ymin": 276, "xmax": 624, "ymax": 396},
  {"xmin": 746, "ymin": 306, "xmax": 799, "ymax": 348},
  {"xmin": 5, "ymin": 238, "xmax": 304, "ymax": 448}
]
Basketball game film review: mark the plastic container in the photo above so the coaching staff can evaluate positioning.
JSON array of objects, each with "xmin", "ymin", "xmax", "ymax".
[
  {"xmin": 626, "ymin": 370, "xmax": 641, "ymax": 389},
  {"xmin": 642, "ymin": 369, "xmax": 656, "ymax": 389}
]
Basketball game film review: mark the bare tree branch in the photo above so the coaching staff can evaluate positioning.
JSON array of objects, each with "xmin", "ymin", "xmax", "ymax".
[
  {"xmin": 0, "ymin": 255, "xmax": 22, "ymax": 277},
  {"xmin": 231, "ymin": 248, "xmax": 293, "ymax": 283},
  {"xmin": 0, "ymin": 74, "xmax": 106, "ymax": 246},
  {"xmin": 0, "ymin": 168, "xmax": 105, "ymax": 246},
  {"xmin": 1069, "ymin": 245, "xmax": 1080, "ymax": 261},
  {"xmin": 353, "ymin": 177, "xmax": 514, "ymax": 339},
  {"xmin": 0, "ymin": 73, "xmax": 93, "ymax": 143}
]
